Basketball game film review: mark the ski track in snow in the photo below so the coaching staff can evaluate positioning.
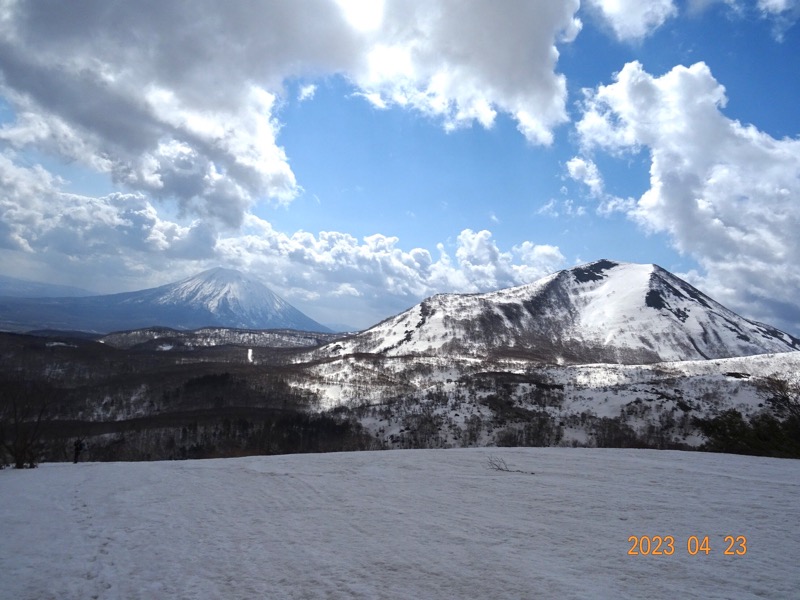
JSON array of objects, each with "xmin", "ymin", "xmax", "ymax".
[{"xmin": 1, "ymin": 448, "xmax": 799, "ymax": 600}]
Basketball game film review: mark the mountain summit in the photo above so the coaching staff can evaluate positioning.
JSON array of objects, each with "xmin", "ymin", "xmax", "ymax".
[
  {"xmin": 0, "ymin": 268, "xmax": 329, "ymax": 333},
  {"xmin": 114, "ymin": 267, "xmax": 330, "ymax": 332},
  {"xmin": 325, "ymin": 260, "xmax": 799, "ymax": 364}
]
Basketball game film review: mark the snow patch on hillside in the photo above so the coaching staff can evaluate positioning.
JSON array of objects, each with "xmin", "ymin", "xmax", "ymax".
[
  {"xmin": 287, "ymin": 349, "xmax": 800, "ymax": 449},
  {"xmin": 577, "ymin": 262, "xmax": 654, "ymax": 341}
]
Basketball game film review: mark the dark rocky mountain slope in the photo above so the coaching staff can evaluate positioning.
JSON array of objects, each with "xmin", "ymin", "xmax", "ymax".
[{"xmin": 323, "ymin": 260, "xmax": 799, "ymax": 364}]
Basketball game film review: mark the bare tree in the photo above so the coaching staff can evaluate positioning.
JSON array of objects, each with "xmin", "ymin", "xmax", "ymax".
[
  {"xmin": 757, "ymin": 376, "xmax": 800, "ymax": 419},
  {"xmin": 0, "ymin": 378, "xmax": 52, "ymax": 469},
  {"xmin": 486, "ymin": 454, "xmax": 534, "ymax": 475},
  {"xmin": 487, "ymin": 454, "xmax": 511, "ymax": 472}
]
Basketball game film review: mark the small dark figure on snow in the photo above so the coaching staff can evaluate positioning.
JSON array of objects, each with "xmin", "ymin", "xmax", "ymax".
[{"xmin": 73, "ymin": 438, "xmax": 84, "ymax": 464}]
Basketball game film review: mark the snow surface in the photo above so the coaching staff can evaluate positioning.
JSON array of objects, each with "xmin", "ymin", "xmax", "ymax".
[
  {"xmin": 155, "ymin": 268, "xmax": 289, "ymax": 315},
  {"xmin": 293, "ymin": 349, "xmax": 800, "ymax": 440},
  {"xmin": 2, "ymin": 449, "xmax": 798, "ymax": 599}
]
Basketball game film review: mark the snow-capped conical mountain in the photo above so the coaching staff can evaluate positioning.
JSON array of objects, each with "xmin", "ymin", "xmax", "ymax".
[
  {"xmin": 0, "ymin": 268, "xmax": 330, "ymax": 333},
  {"xmin": 113, "ymin": 267, "xmax": 330, "ymax": 332},
  {"xmin": 324, "ymin": 260, "xmax": 799, "ymax": 364}
]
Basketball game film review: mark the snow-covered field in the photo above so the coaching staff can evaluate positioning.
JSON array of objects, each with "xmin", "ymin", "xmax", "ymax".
[{"xmin": 2, "ymin": 449, "xmax": 798, "ymax": 599}]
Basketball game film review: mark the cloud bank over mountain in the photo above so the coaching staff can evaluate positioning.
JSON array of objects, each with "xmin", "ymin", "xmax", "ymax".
[
  {"xmin": 0, "ymin": 0, "xmax": 580, "ymax": 326},
  {"xmin": 0, "ymin": 1, "xmax": 797, "ymax": 331}
]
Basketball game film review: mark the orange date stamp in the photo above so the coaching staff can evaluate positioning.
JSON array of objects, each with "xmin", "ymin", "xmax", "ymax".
[{"xmin": 627, "ymin": 535, "xmax": 747, "ymax": 556}]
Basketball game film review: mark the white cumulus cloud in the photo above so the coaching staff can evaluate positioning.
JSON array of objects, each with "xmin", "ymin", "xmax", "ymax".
[
  {"xmin": 216, "ymin": 222, "xmax": 565, "ymax": 327},
  {"xmin": 758, "ymin": 0, "xmax": 797, "ymax": 13},
  {"xmin": 586, "ymin": 0, "xmax": 677, "ymax": 40},
  {"xmin": 0, "ymin": 153, "xmax": 566, "ymax": 327},
  {"xmin": 0, "ymin": 0, "xmax": 581, "ymax": 326},
  {"xmin": 566, "ymin": 157, "xmax": 604, "ymax": 197},
  {"xmin": 298, "ymin": 84, "xmax": 318, "ymax": 102},
  {"xmin": 576, "ymin": 60, "xmax": 800, "ymax": 331},
  {"xmin": 352, "ymin": 0, "xmax": 581, "ymax": 144},
  {"xmin": 757, "ymin": 0, "xmax": 800, "ymax": 38},
  {"xmin": 0, "ymin": 0, "xmax": 581, "ymax": 232},
  {"xmin": 566, "ymin": 156, "xmax": 634, "ymax": 214}
]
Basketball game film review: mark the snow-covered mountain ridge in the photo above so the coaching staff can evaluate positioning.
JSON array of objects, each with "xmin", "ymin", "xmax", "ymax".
[
  {"xmin": 323, "ymin": 260, "xmax": 799, "ymax": 364},
  {"xmin": 144, "ymin": 268, "xmax": 288, "ymax": 315},
  {"xmin": 0, "ymin": 267, "xmax": 330, "ymax": 333}
]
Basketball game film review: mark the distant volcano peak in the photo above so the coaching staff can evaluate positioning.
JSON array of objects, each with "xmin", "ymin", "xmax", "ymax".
[
  {"xmin": 194, "ymin": 266, "xmax": 244, "ymax": 280},
  {"xmin": 0, "ymin": 268, "xmax": 330, "ymax": 333}
]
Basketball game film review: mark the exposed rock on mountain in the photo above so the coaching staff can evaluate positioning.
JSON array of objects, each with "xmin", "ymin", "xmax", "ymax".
[{"xmin": 324, "ymin": 260, "xmax": 799, "ymax": 364}]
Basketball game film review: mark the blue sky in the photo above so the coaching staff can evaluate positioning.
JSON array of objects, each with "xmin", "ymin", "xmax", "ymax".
[{"xmin": 0, "ymin": 0, "xmax": 798, "ymax": 331}]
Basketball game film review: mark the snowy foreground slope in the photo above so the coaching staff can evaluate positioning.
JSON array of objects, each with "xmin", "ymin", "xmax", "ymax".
[{"xmin": 2, "ymin": 449, "xmax": 798, "ymax": 600}]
